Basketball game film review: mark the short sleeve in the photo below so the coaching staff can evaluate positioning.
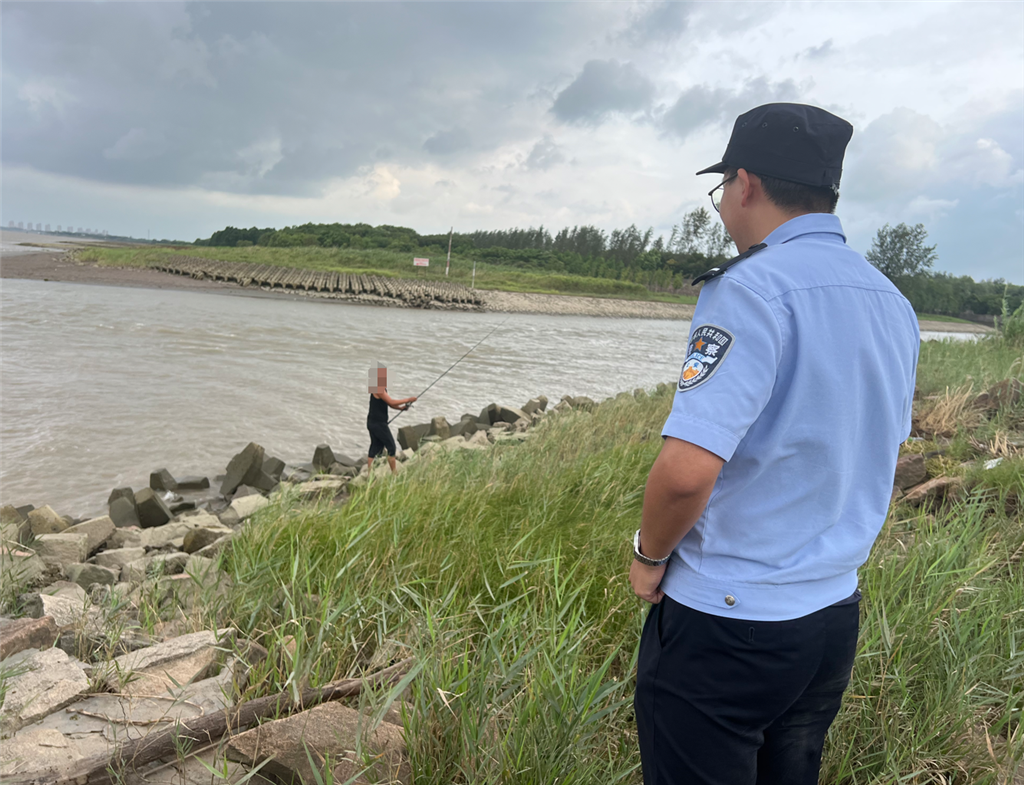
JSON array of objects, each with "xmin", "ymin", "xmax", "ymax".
[{"xmin": 662, "ymin": 277, "xmax": 783, "ymax": 461}]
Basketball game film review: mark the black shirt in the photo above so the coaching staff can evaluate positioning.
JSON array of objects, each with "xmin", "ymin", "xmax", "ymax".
[{"xmin": 367, "ymin": 393, "xmax": 389, "ymax": 426}]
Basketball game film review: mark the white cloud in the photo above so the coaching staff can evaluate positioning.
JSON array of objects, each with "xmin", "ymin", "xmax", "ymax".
[
  {"xmin": 17, "ymin": 79, "xmax": 77, "ymax": 115},
  {"xmin": 103, "ymin": 128, "xmax": 168, "ymax": 161}
]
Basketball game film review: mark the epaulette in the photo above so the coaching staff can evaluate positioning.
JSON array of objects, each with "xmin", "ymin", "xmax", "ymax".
[{"xmin": 691, "ymin": 242, "xmax": 767, "ymax": 286}]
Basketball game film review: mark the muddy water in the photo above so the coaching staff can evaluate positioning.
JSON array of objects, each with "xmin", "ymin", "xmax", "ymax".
[{"xmin": 1, "ymin": 278, "xmax": 691, "ymax": 516}]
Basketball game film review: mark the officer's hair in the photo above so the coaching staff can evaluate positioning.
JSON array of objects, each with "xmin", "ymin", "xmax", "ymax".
[{"xmin": 726, "ymin": 167, "xmax": 839, "ymax": 214}]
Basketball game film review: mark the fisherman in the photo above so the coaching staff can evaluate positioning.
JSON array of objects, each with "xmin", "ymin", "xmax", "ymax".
[
  {"xmin": 367, "ymin": 362, "xmax": 416, "ymax": 476},
  {"xmin": 630, "ymin": 103, "xmax": 919, "ymax": 783}
]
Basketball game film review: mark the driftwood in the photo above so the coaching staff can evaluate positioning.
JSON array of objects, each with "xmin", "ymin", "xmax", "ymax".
[{"xmin": 3, "ymin": 657, "xmax": 414, "ymax": 785}]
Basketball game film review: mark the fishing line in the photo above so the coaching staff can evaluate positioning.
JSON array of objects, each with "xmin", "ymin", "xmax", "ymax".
[{"xmin": 388, "ymin": 315, "xmax": 511, "ymax": 424}]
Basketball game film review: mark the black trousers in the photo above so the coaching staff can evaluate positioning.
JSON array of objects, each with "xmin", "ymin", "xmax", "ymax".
[
  {"xmin": 635, "ymin": 595, "xmax": 859, "ymax": 785},
  {"xmin": 367, "ymin": 421, "xmax": 397, "ymax": 458}
]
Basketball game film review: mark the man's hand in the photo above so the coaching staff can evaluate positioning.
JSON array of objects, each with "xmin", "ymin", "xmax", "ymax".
[{"xmin": 630, "ymin": 559, "xmax": 667, "ymax": 604}]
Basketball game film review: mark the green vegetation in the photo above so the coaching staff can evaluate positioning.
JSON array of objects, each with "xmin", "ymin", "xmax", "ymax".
[
  {"xmin": 867, "ymin": 222, "xmax": 1024, "ymax": 319},
  {"xmin": 168, "ymin": 335, "xmax": 1019, "ymax": 783}
]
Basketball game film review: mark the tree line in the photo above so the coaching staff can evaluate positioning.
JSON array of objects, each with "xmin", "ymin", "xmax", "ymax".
[
  {"xmin": 866, "ymin": 223, "xmax": 1023, "ymax": 318},
  {"xmin": 194, "ymin": 209, "xmax": 734, "ymax": 292},
  {"xmin": 194, "ymin": 216, "xmax": 1022, "ymax": 315}
]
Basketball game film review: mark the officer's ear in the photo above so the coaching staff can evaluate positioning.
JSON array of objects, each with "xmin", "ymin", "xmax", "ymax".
[{"xmin": 736, "ymin": 168, "xmax": 761, "ymax": 209}]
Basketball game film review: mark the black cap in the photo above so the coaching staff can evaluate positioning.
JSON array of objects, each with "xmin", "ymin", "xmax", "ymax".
[{"xmin": 696, "ymin": 103, "xmax": 853, "ymax": 189}]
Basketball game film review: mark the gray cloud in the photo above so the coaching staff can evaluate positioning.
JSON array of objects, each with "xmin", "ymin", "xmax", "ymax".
[
  {"xmin": 424, "ymin": 128, "xmax": 472, "ymax": 156},
  {"xmin": 802, "ymin": 39, "xmax": 834, "ymax": 60},
  {"xmin": 661, "ymin": 77, "xmax": 801, "ymax": 141},
  {"xmin": 619, "ymin": 2, "xmax": 693, "ymax": 46},
  {"xmin": 524, "ymin": 135, "xmax": 565, "ymax": 171},
  {"xmin": 551, "ymin": 60, "xmax": 655, "ymax": 125}
]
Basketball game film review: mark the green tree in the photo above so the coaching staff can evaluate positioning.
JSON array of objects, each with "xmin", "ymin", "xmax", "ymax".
[{"xmin": 866, "ymin": 223, "xmax": 938, "ymax": 280}]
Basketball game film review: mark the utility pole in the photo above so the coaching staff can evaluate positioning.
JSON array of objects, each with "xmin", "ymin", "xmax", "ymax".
[{"xmin": 445, "ymin": 226, "xmax": 453, "ymax": 277}]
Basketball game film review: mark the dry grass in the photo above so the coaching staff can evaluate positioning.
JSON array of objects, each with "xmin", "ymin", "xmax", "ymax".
[{"xmin": 918, "ymin": 385, "xmax": 984, "ymax": 437}]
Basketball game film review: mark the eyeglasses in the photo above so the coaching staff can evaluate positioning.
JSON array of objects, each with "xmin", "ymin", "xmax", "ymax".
[{"xmin": 708, "ymin": 174, "xmax": 738, "ymax": 213}]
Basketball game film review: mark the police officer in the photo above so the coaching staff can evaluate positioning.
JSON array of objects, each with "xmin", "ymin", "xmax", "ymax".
[{"xmin": 630, "ymin": 103, "xmax": 919, "ymax": 784}]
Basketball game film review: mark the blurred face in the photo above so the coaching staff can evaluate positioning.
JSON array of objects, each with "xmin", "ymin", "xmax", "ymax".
[{"xmin": 368, "ymin": 368, "xmax": 387, "ymax": 393}]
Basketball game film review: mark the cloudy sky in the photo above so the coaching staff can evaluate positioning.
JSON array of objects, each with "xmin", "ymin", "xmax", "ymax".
[{"xmin": 3, "ymin": 1, "xmax": 1022, "ymax": 282}]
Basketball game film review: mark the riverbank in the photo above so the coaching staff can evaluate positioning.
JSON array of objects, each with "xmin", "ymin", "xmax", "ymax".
[{"xmin": 0, "ymin": 251, "xmax": 1002, "ymax": 331}]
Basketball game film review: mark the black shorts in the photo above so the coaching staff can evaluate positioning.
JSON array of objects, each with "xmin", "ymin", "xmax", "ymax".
[{"xmin": 367, "ymin": 422, "xmax": 397, "ymax": 458}]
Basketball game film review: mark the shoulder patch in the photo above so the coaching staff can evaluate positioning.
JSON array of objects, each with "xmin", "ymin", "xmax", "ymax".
[{"xmin": 678, "ymin": 324, "xmax": 735, "ymax": 391}]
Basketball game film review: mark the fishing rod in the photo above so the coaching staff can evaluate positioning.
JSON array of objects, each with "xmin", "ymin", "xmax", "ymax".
[{"xmin": 388, "ymin": 316, "xmax": 511, "ymax": 424}]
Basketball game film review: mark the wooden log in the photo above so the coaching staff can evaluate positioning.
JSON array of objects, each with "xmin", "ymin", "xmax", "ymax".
[{"xmin": 1, "ymin": 658, "xmax": 414, "ymax": 785}]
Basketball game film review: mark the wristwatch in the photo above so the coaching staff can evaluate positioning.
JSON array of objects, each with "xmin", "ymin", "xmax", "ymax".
[{"xmin": 633, "ymin": 529, "xmax": 671, "ymax": 567}]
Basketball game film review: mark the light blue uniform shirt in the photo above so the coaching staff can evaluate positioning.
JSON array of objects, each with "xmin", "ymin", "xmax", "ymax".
[{"xmin": 661, "ymin": 213, "xmax": 919, "ymax": 622}]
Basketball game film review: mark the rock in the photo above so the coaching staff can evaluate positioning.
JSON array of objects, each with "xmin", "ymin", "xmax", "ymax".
[
  {"xmin": 633, "ymin": 388, "xmax": 648, "ymax": 400},
  {"xmin": 0, "ymin": 616, "xmax": 58, "ymax": 660},
  {"xmin": 229, "ymin": 493, "xmax": 270, "ymax": 521},
  {"xmin": 232, "ymin": 484, "xmax": 262, "ymax": 499},
  {"xmin": 522, "ymin": 397, "xmax": 544, "ymax": 415},
  {"xmin": 429, "ymin": 416, "xmax": 451, "ymax": 440},
  {"xmin": 466, "ymin": 429, "xmax": 491, "ymax": 448},
  {"xmin": 479, "ymin": 402, "xmax": 501, "ymax": 425},
  {"xmin": 134, "ymin": 488, "xmax": 172, "ymax": 528},
  {"xmin": 0, "ymin": 545, "xmax": 46, "ymax": 589},
  {"xmin": 149, "ymin": 468, "xmax": 178, "ymax": 491},
  {"xmin": 112, "ymin": 519, "xmax": 205, "ymax": 551},
  {"xmin": 193, "ymin": 533, "xmax": 233, "ymax": 559},
  {"xmin": 262, "ymin": 457, "xmax": 286, "ymax": 481},
  {"xmin": 0, "ymin": 727, "xmax": 89, "ymax": 782},
  {"xmin": 398, "ymin": 423, "xmax": 430, "ymax": 451},
  {"xmin": 65, "ymin": 563, "xmax": 119, "ymax": 590},
  {"xmin": 34, "ymin": 532, "xmax": 89, "ymax": 567},
  {"xmin": 329, "ymin": 462, "xmax": 359, "ymax": 477},
  {"xmin": 569, "ymin": 395, "xmax": 596, "ymax": 412},
  {"xmin": 182, "ymin": 526, "xmax": 233, "ymax": 554},
  {"xmin": 168, "ymin": 498, "xmax": 196, "ymax": 514},
  {"xmin": 1, "ymin": 504, "xmax": 25, "ymax": 524},
  {"xmin": 333, "ymin": 452, "xmax": 359, "ymax": 467},
  {"xmin": 177, "ymin": 476, "xmax": 211, "ymax": 492},
  {"xmin": 107, "ymin": 487, "xmax": 136, "ymax": 507},
  {"xmin": 292, "ymin": 478, "xmax": 347, "ymax": 503},
  {"xmin": 890, "ymin": 485, "xmax": 904, "ymax": 505},
  {"xmin": 312, "ymin": 443, "xmax": 337, "ymax": 471},
  {"xmin": 552, "ymin": 400, "xmax": 572, "ymax": 414},
  {"xmin": 92, "ymin": 546, "xmax": 146, "ymax": 570},
  {"xmin": 149, "ymin": 552, "xmax": 190, "ymax": 575},
  {"xmin": 109, "ymin": 495, "xmax": 141, "ymax": 528},
  {"xmin": 894, "ymin": 454, "xmax": 928, "ymax": 490},
  {"xmin": 23, "ymin": 590, "xmax": 88, "ymax": 628},
  {"xmin": 227, "ymin": 702, "xmax": 409, "ymax": 785},
  {"xmin": 0, "ymin": 647, "xmax": 90, "ymax": 734},
  {"xmin": 498, "ymin": 405, "xmax": 529, "ymax": 425},
  {"xmin": 63, "ymin": 515, "xmax": 116, "ymax": 555},
  {"xmin": 184, "ymin": 554, "xmax": 219, "ymax": 582},
  {"xmin": 97, "ymin": 629, "xmax": 226, "ymax": 691},
  {"xmin": 904, "ymin": 476, "xmax": 964, "ymax": 506},
  {"xmin": 221, "ymin": 442, "xmax": 266, "ymax": 497},
  {"xmin": 27, "ymin": 505, "xmax": 67, "ymax": 536}
]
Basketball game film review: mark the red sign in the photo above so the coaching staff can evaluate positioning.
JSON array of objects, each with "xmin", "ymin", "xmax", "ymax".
[{"xmin": 413, "ymin": 257, "xmax": 429, "ymax": 267}]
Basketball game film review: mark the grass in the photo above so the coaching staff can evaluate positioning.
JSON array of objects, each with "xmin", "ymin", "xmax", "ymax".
[
  {"xmin": 74, "ymin": 245, "xmax": 699, "ymax": 305},
  {"xmin": 187, "ymin": 341, "xmax": 1022, "ymax": 783},
  {"xmin": 917, "ymin": 313, "xmax": 980, "ymax": 325}
]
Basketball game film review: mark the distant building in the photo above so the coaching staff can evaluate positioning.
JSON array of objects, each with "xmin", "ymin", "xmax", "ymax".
[
  {"xmin": 77, "ymin": 227, "xmax": 83, "ymax": 233},
  {"xmin": 7, "ymin": 221, "xmax": 14, "ymax": 228},
  {"xmin": 18, "ymin": 222, "xmax": 24, "ymax": 229},
  {"xmin": 45, "ymin": 224, "xmax": 51, "ymax": 232},
  {"xmin": 36, "ymin": 223, "xmax": 42, "ymax": 231}
]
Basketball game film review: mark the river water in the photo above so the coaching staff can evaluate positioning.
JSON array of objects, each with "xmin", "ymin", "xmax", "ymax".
[
  {"xmin": 0, "ymin": 278, "xmax": 980, "ymax": 518},
  {"xmin": 1, "ymin": 278, "xmax": 692, "ymax": 516}
]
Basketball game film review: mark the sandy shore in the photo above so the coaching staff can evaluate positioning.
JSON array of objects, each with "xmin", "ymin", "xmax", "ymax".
[{"xmin": 0, "ymin": 252, "xmax": 998, "ymax": 330}]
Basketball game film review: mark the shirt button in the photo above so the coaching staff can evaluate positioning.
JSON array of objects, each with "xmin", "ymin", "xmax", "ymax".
[{"xmin": 724, "ymin": 595, "xmax": 736, "ymax": 607}]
